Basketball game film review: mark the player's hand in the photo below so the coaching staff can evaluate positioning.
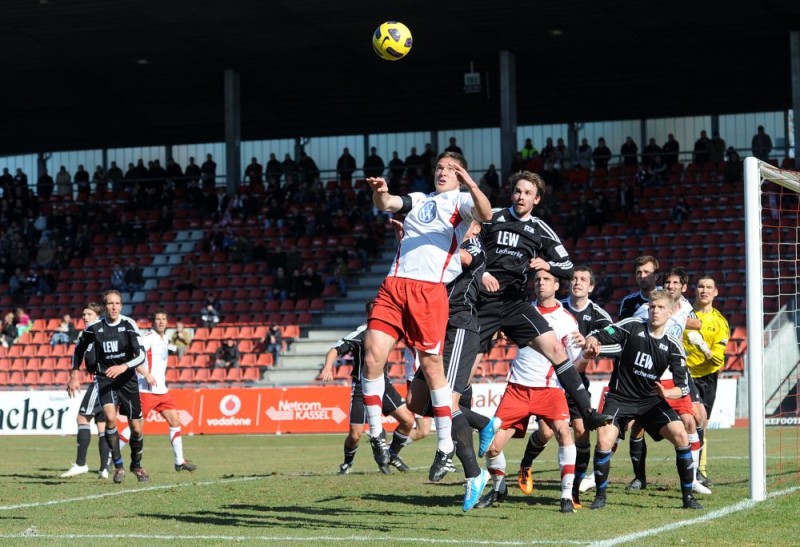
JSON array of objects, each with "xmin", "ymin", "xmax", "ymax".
[
  {"xmin": 567, "ymin": 331, "xmax": 585, "ymax": 347},
  {"xmin": 481, "ymin": 272, "xmax": 500, "ymax": 292},
  {"xmin": 320, "ymin": 366, "xmax": 333, "ymax": 382},
  {"xmin": 687, "ymin": 331, "xmax": 704, "ymax": 345},
  {"xmin": 366, "ymin": 177, "xmax": 388, "ymax": 193},
  {"xmin": 66, "ymin": 377, "xmax": 81, "ymax": 398},
  {"xmin": 146, "ymin": 374, "xmax": 157, "ymax": 387},
  {"xmin": 529, "ymin": 257, "xmax": 550, "ymax": 271},
  {"xmin": 582, "ymin": 336, "xmax": 600, "ymax": 358},
  {"xmin": 105, "ymin": 364, "xmax": 128, "ymax": 379},
  {"xmin": 389, "ymin": 218, "xmax": 404, "ymax": 239},
  {"xmin": 452, "ymin": 164, "xmax": 477, "ymax": 188}
]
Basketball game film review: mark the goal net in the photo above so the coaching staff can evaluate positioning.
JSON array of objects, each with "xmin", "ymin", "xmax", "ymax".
[{"xmin": 744, "ymin": 157, "xmax": 800, "ymax": 500}]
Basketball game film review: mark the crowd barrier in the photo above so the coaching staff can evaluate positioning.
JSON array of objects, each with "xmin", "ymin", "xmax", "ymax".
[{"xmin": 0, "ymin": 379, "xmax": 738, "ymax": 435}]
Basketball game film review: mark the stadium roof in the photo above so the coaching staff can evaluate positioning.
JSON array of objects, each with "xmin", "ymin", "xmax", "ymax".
[{"xmin": 1, "ymin": 0, "xmax": 798, "ymax": 154}]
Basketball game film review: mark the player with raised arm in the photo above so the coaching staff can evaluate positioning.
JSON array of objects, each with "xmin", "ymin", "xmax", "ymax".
[
  {"xmin": 62, "ymin": 302, "xmax": 112, "ymax": 479},
  {"xmin": 683, "ymin": 275, "xmax": 729, "ymax": 488},
  {"xmin": 71, "ymin": 290, "xmax": 149, "ymax": 483},
  {"xmin": 319, "ymin": 300, "xmax": 421, "ymax": 475},
  {"xmin": 477, "ymin": 269, "xmax": 584, "ymax": 513},
  {"xmin": 583, "ymin": 290, "xmax": 703, "ymax": 510},
  {"xmin": 514, "ymin": 265, "xmax": 616, "ymax": 505},
  {"xmin": 476, "ymin": 171, "xmax": 611, "ymax": 437},
  {"xmin": 137, "ymin": 309, "xmax": 197, "ymax": 472},
  {"xmin": 360, "ymin": 151, "xmax": 492, "ymax": 482}
]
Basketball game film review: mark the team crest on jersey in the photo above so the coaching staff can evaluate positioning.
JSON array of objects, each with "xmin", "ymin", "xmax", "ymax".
[
  {"xmin": 523, "ymin": 225, "xmax": 535, "ymax": 234},
  {"xmin": 659, "ymin": 343, "xmax": 669, "ymax": 351},
  {"xmin": 418, "ymin": 201, "xmax": 437, "ymax": 223}
]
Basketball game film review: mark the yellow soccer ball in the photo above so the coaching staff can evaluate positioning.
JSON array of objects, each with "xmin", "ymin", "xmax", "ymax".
[{"xmin": 372, "ymin": 21, "xmax": 412, "ymax": 61}]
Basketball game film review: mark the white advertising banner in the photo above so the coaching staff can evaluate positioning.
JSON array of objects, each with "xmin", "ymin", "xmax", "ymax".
[{"xmin": 0, "ymin": 390, "xmax": 85, "ymax": 435}]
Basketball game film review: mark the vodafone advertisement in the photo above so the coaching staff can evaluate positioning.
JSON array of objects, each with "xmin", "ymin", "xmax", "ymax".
[{"xmin": 0, "ymin": 379, "xmax": 738, "ymax": 435}]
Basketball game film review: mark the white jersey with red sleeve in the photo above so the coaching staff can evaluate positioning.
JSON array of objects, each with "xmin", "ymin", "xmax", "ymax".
[
  {"xmin": 138, "ymin": 330, "xmax": 170, "ymax": 395},
  {"xmin": 388, "ymin": 189, "xmax": 475, "ymax": 284},
  {"xmin": 661, "ymin": 296, "xmax": 696, "ymax": 380},
  {"xmin": 509, "ymin": 301, "xmax": 581, "ymax": 388}
]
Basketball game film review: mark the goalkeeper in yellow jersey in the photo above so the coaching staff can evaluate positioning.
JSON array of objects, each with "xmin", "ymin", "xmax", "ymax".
[{"xmin": 683, "ymin": 275, "xmax": 730, "ymax": 487}]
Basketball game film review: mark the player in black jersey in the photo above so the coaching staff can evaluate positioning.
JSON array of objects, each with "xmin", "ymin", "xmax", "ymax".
[
  {"xmin": 516, "ymin": 265, "xmax": 616, "ymax": 505},
  {"xmin": 477, "ymin": 171, "xmax": 610, "ymax": 430},
  {"xmin": 618, "ymin": 255, "xmax": 660, "ymax": 320},
  {"xmin": 319, "ymin": 300, "xmax": 420, "ymax": 475},
  {"xmin": 582, "ymin": 290, "xmax": 703, "ymax": 510},
  {"xmin": 72, "ymin": 290, "xmax": 149, "ymax": 484},
  {"xmin": 62, "ymin": 302, "xmax": 112, "ymax": 479}
]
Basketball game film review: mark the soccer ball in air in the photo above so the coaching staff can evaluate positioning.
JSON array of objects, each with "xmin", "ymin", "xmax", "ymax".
[{"xmin": 372, "ymin": 21, "xmax": 413, "ymax": 61}]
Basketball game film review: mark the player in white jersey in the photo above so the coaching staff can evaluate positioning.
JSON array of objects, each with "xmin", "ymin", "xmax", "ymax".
[
  {"xmin": 478, "ymin": 270, "xmax": 584, "ymax": 513},
  {"xmin": 628, "ymin": 268, "xmax": 708, "ymax": 495},
  {"xmin": 361, "ymin": 151, "xmax": 492, "ymax": 474},
  {"xmin": 134, "ymin": 309, "xmax": 197, "ymax": 472}
]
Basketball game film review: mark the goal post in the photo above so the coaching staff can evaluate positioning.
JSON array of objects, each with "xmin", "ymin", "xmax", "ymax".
[{"xmin": 743, "ymin": 156, "xmax": 800, "ymax": 501}]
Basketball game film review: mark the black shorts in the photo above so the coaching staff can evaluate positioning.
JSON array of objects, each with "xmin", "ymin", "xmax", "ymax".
[
  {"xmin": 602, "ymin": 395, "xmax": 680, "ymax": 442},
  {"xmin": 96, "ymin": 371, "xmax": 143, "ymax": 420},
  {"xmin": 442, "ymin": 325, "xmax": 480, "ymax": 394},
  {"xmin": 478, "ymin": 298, "xmax": 552, "ymax": 352},
  {"xmin": 567, "ymin": 373, "xmax": 592, "ymax": 421},
  {"xmin": 349, "ymin": 374, "xmax": 405, "ymax": 425},
  {"xmin": 78, "ymin": 382, "xmax": 107, "ymax": 421},
  {"xmin": 687, "ymin": 375, "xmax": 702, "ymax": 404},
  {"xmin": 692, "ymin": 372, "xmax": 720, "ymax": 414}
]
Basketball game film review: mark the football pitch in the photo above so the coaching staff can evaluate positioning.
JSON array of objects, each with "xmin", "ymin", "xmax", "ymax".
[{"xmin": 1, "ymin": 428, "xmax": 798, "ymax": 545}]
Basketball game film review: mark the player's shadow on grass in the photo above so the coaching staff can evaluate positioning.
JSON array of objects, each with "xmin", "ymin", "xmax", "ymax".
[
  {"xmin": 140, "ymin": 504, "xmax": 430, "ymax": 533},
  {"xmin": 0, "ymin": 470, "xmax": 69, "ymax": 485}
]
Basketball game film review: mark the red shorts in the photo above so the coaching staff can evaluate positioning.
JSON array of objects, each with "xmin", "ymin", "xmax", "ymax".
[
  {"xmin": 661, "ymin": 379, "xmax": 693, "ymax": 415},
  {"xmin": 368, "ymin": 276, "xmax": 448, "ymax": 355},
  {"xmin": 496, "ymin": 383, "xmax": 570, "ymax": 438},
  {"xmin": 140, "ymin": 392, "xmax": 178, "ymax": 416}
]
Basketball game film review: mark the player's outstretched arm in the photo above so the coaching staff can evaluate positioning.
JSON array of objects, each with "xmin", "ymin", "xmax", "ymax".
[
  {"xmin": 453, "ymin": 164, "xmax": 492, "ymax": 221},
  {"xmin": 319, "ymin": 348, "xmax": 339, "ymax": 382},
  {"xmin": 367, "ymin": 177, "xmax": 404, "ymax": 212}
]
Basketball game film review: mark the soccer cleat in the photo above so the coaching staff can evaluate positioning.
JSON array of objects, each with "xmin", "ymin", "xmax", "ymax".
[
  {"xmin": 175, "ymin": 461, "xmax": 198, "ymax": 472},
  {"xmin": 475, "ymin": 486, "xmax": 507, "ymax": 509},
  {"xmin": 585, "ymin": 409, "xmax": 614, "ymax": 431},
  {"xmin": 625, "ymin": 478, "xmax": 647, "ymax": 491},
  {"xmin": 462, "ymin": 469, "xmax": 490, "ymax": 512},
  {"xmin": 113, "ymin": 468, "xmax": 125, "ymax": 483},
  {"xmin": 579, "ymin": 473, "xmax": 596, "ymax": 493},
  {"xmin": 560, "ymin": 498, "xmax": 576, "ymax": 513},
  {"xmin": 60, "ymin": 463, "xmax": 89, "ymax": 478},
  {"xmin": 429, "ymin": 449, "xmax": 456, "ymax": 482},
  {"xmin": 388, "ymin": 454, "xmax": 410, "ymax": 472},
  {"xmin": 478, "ymin": 417, "xmax": 502, "ymax": 458},
  {"xmin": 589, "ymin": 493, "xmax": 607, "ymax": 510},
  {"xmin": 692, "ymin": 481, "xmax": 712, "ymax": 495},
  {"xmin": 338, "ymin": 463, "xmax": 352, "ymax": 475},
  {"xmin": 369, "ymin": 432, "xmax": 391, "ymax": 469},
  {"xmin": 99, "ymin": 468, "xmax": 109, "ymax": 480},
  {"xmin": 696, "ymin": 470, "xmax": 713, "ymax": 488},
  {"xmin": 517, "ymin": 466, "xmax": 533, "ymax": 495},
  {"xmin": 131, "ymin": 466, "xmax": 150, "ymax": 482},
  {"xmin": 572, "ymin": 497, "xmax": 583, "ymax": 510},
  {"xmin": 683, "ymin": 494, "xmax": 704, "ymax": 510}
]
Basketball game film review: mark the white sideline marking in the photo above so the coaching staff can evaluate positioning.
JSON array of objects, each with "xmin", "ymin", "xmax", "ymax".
[
  {"xmin": 588, "ymin": 486, "xmax": 800, "ymax": 547},
  {"xmin": 0, "ymin": 476, "xmax": 262, "ymax": 511},
  {"xmin": 0, "ymin": 533, "xmax": 584, "ymax": 545}
]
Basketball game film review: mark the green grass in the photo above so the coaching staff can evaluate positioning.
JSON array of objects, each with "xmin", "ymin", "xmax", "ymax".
[{"xmin": 0, "ymin": 428, "xmax": 798, "ymax": 545}]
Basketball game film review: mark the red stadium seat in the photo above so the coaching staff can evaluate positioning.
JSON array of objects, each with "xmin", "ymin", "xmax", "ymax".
[
  {"xmin": 210, "ymin": 368, "xmax": 227, "ymax": 382},
  {"xmin": 243, "ymin": 367, "xmax": 261, "ymax": 382}
]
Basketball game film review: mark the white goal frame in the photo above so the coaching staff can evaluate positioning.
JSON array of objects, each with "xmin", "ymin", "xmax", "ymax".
[{"xmin": 743, "ymin": 157, "xmax": 800, "ymax": 501}]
